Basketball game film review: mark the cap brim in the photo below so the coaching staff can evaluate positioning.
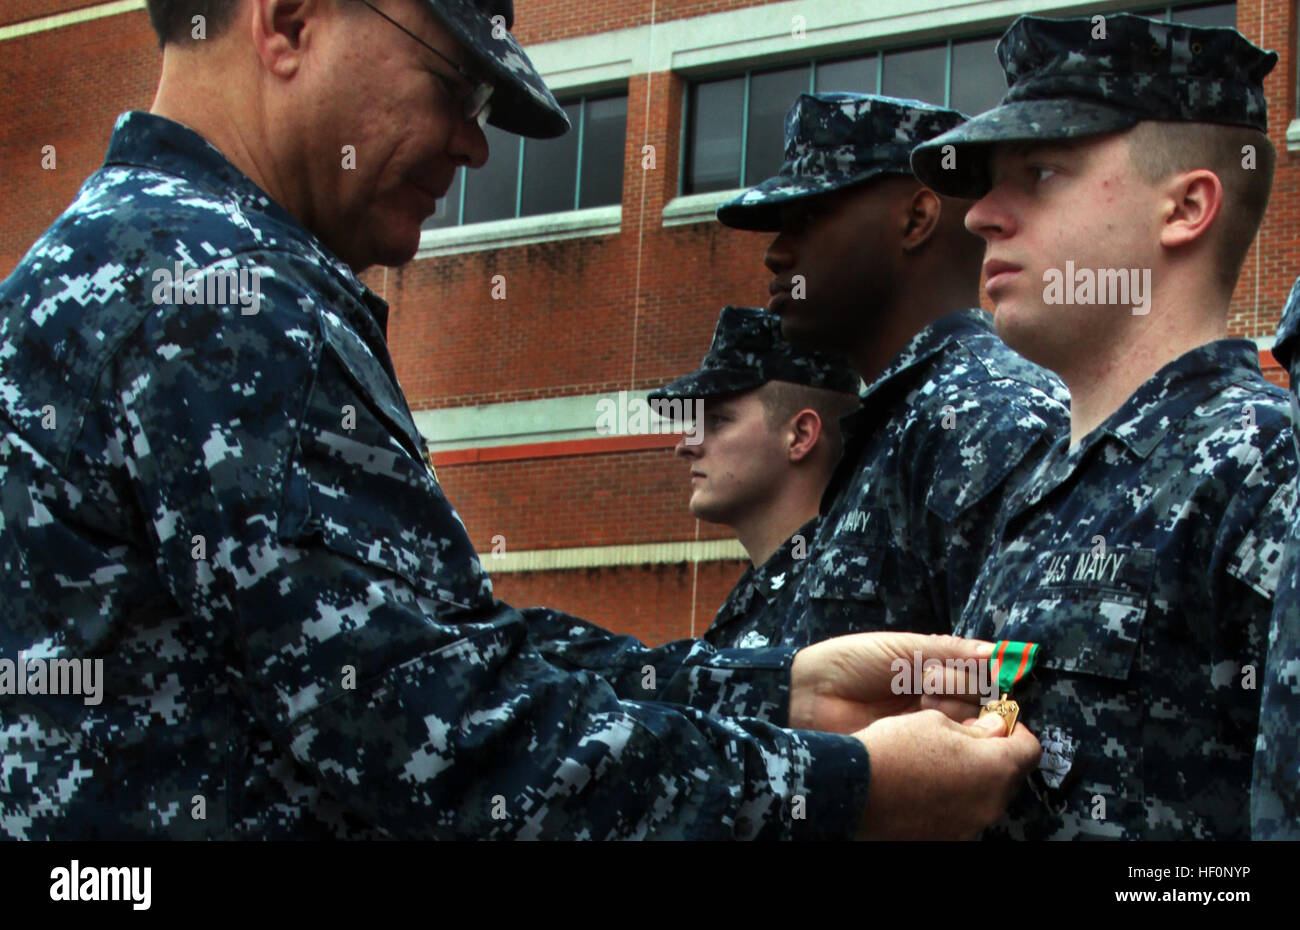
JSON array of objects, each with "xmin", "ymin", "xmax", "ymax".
[
  {"xmin": 716, "ymin": 167, "xmax": 904, "ymax": 231},
  {"xmin": 911, "ymin": 99, "xmax": 1141, "ymax": 198},
  {"xmin": 427, "ymin": 0, "xmax": 571, "ymax": 139},
  {"xmin": 648, "ymin": 370, "xmax": 762, "ymax": 403}
]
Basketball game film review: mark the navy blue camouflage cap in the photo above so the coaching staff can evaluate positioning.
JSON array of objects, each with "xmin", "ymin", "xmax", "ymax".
[
  {"xmin": 1273, "ymin": 275, "xmax": 1300, "ymax": 372},
  {"xmin": 425, "ymin": 0, "xmax": 570, "ymax": 138},
  {"xmin": 912, "ymin": 13, "xmax": 1278, "ymax": 198},
  {"xmin": 716, "ymin": 93, "xmax": 968, "ymax": 231},
  {"xmin": 649, "ymin": 305, "xmax": 860, "ymax": 401}
]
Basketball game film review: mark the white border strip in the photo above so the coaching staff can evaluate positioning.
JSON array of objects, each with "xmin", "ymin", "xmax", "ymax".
[
  {"xmin": 484, "ymin": 538, "xmax": 746, "ymax": 573},
  {"xmin": 0, "ymin": 0, "xmax": 145, "ymax": 41}
]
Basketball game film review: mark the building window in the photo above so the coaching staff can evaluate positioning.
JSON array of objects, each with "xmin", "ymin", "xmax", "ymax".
[
  {"xmin": 682, "ymin": 36, "xmax": 1003, "ymax": 195},
  {"xmin": 423, "ymin": 92, "xmax": 628, "ymax": 229},
  {"xmin": 680, "ymin": 1, "xmax": 1236, "ymax": 196}
]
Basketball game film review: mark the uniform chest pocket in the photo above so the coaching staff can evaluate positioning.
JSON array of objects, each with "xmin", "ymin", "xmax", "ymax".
[
  {"xmin": 993, "ymin": 547, "xmax": 1154, "ymax": 814},
  {"xmin": 999, "ymin": 547, "xmax": 1155, "ymax": 679}
]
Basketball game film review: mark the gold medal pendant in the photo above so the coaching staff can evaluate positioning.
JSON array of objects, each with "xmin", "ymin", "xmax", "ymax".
[{"xmin": 979, "ymin": 693, "xmax": 1020, "ymax": 733}]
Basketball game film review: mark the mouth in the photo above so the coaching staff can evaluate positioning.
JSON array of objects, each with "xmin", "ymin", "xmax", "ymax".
[
  {"xmin": 983, "ymin": 259, "xmax": 1023, "ymax": 295},
  {"xmin": 406, "ymin": 172, "xmax": 452, "ymax": 210},
  {"xmin": 689, "ymin": 471, "xmax": 706, "ymax": 482},
  {"xmin": 767, "ymin": 279, "xmax": 794, "ymax": 313}
]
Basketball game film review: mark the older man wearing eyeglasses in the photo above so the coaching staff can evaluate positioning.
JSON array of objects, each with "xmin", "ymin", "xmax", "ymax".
[{"xmin": 0, "ymin": 0, "xmax": 1040, "ymax": 840}]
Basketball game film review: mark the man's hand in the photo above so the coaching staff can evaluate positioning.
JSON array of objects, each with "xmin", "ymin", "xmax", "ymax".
[
  {"xmin": 854, "ymin": 710, "xmax": 1041, "ymax": 840},
  {"xmin": 789, "ymin": 632, "xmax": 995, "ymax": 733}
]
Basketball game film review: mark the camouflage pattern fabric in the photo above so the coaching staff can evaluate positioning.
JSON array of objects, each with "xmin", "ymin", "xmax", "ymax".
[
  {"xmin": 424, "ymin": 0, "xmax": 570, "ymax": 138},
  {"xmin": 1252, "ymin": 274, "xmax": 1300, "ymax": 839},
  {"xmin": 912, "ymin": 13, "xmax": 1278, "ymax": 198},
  {"xmin": 717, "ymin": 94, "xmax": 967, "ymax": 232},
  {"xmin": 650, "ymin": 305, "xmax": 859, "ymax": 402},
  {"xmin": 705, "ymin": 519, "xmax": 819, "ymax": 650},
  {"xmin": 0, "ymin": 111, "xmax": 871, "ymax": 840},
  {"xmin": 761, "ymin": 310, "xmax": 1070, "ymax": 645},
  {"xmin": 958, "ymin": 341, "xmax": 1295, "ymax": 839}
]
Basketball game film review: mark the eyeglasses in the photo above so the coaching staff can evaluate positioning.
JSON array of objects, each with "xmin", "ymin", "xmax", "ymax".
[{"xmin": 357, "ymin": 0, "xmax": 494, "ymax": 128}]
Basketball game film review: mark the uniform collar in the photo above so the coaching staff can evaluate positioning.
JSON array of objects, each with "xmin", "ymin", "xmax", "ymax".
[
  {"xmin": 859, "ymin": 308, "xmax": 995, "ymax": 402},
  {"xmin": 1091, "ymin": 339, "xmax": 1263, "ymax": 459},
  {"xmin": 102, "ymin": 111, "xmax": 389, "ymax": 332},
  {"xmin": 726, "ymin": 517, "xmax": 819, "ymax": 617}
]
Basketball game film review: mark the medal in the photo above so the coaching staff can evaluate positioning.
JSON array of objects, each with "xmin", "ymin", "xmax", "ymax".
[{"xmin": 979, "ymin": 640, "xmax": 1039, "ymax": 733}]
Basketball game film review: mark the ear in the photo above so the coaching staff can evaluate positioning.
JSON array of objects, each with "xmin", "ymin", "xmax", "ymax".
[
  {"xmin": 900, "ymin": 186, "xmax": 942, "ymax": 252},
  {"xmin": 787, "ymin": 409, "xmax": 822, "ymax": 463},
  {"xmin": 1157, "ymin": 169, "xmax": 1223, "ymax": 250},
  {"xmin": 250, "ymin": 0, "xmax": 317, "ymax": 77}
]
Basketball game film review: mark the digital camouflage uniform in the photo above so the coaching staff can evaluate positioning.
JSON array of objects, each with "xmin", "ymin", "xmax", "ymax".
[
  {"xmin": 1254, "ymin": 274, "xmax": 1300, "ymax": 839},
  {"xmin": 915, "ymin": 14, "xmax": 1291, "ymax": 839},
  {"xmin": 650, "ymin": 306, "xmax": 859, "ymax": 649},
  {"xmin": 719, "ymin": 94, "xmax": 1070, "ymax": 645},
  {"xmin": 0, "ymin": 2, "xmax": 872, "ymax": 840}
]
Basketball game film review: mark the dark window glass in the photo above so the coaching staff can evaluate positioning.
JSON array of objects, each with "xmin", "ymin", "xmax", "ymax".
[
  {"xmin": 950, "ymin": 36, "xmax": 1004, "ymax": 115},
  {"xmin": 520, "ymin": 101, "xmax": 582, "ymax": 217},
  {"xmin": 1171, "ymin": 2, "xmax": 1235, "ymax": 27},
  {"xmin": 815, "ymin": 54, "xmax": 878, "ymax": 94},
  {"xmin": 463, "ymin": 123, "xmax": 521, "ymax": 223},
  {"xmin": 687, "ymin": 77, "xmax": 745, "ymax": 193},
  {"xmin": 882, "ymin": 44, "xmax": 947, "ymax": 105},
  {"xmin": 579, "ymin": 96, "xmax": 628, "ymax": 208},
  {"xmin": 745, "ymin": 66, "xmax": 811, "ymax": 184},
  {"xmin": 421, "ymin": 167, "xmax": 463, "ymax": 231}
]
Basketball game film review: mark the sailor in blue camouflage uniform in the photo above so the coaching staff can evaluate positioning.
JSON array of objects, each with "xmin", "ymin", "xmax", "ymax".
[
  {"xmin": 1253, "ymin": 274, "xmax": 1300, "ymax": 839},
  {"xmin": 651, "ymin": 305, "xmax": 860, "ymax": 649},
  {"xmin": 913, "ymin": 13, "xmax": 1294, "ymax": 839},
  {"xmin": 0, "ymin": 0, "xmax": 1043, "ymax": 839},
  {"xmin": 716, "ymin": 93, "xmax": 1070, "ymax": 646}
]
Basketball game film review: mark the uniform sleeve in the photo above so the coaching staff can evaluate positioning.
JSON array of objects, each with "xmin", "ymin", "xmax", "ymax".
[
  {"xmin": 1253, "ymin": 514, "xmax": 1300, "ymax": 840},
  {"xmin": 111, "ymin": 258, "xmax": 870, "ymax": 840},
  {"xmin": 908, "ymin": 382, "xmax": 1064, "ymax": 629},
  {"xmin": 519, "ymin": 606, "xmax": 795, "ymax": 721}
]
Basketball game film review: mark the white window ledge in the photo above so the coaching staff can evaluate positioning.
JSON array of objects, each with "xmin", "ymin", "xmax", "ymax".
[
  {"xmin": 1287, "ymin": 118, "xmax": 1300, "ymax": 154},
  {"xmin": 661, "ymin": 188, "xmax": 747, "ymax": 227},
  {"xmin": 415, "ymin": 204, "xmax": 622, "ymax": 258}
]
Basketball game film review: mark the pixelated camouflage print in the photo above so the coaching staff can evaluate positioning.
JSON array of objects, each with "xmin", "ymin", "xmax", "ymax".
[
  {"xmin": 426, "ymin": 0, "xmax": 569, "ymax": 139},
  {"xmin": 913, "ymin": 14, "xmax": 1277, "ymax": 198},
  {"xmin": 1253, "ymin": 503, "xmax": 1300, "ymax": 839},
  {"xmin": 702, "ymin": 518, "xmax": 820, "ymax": 649},
  {"xmin": 1252, "ymin": 288, "xmax": 1300, "ymax": 840},
  {"xmin": 0, "ymin": 110, "xmax": 871, "ymax": 840},
  {"xmin": 958, "ymin": 340, "xmax": 1296, "ymax": 839},
  {"xmin": 1271, "ymin": 274, "xmax": 1300, "ymax": 383},
  {"xmin": 756, "ymin": 309, "xmax": 1070, "ymax": 645},
  {"xmin": 651, "ymin": 306, "xmax": 859, "ymax": 402},
  {"xmin": 718, "ymin": 94, "xmax": 967, "ymax": 232}
]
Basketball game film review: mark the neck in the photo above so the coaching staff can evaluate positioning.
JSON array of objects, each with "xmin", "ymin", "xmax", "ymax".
[
  {"xmin": 150, "ymin": 49, "xmax": 302, "ymax": 228},
  {"xmin": 732, "ymin": 491, "xmax": 820, "ymax": 567},
  {"xmin": 1059, "ymin": 295, "xmax": 1229, "ymax": 446},
  {"xmin": 850, "ymin": 279, "xmax": 973, "ymax": 384}
]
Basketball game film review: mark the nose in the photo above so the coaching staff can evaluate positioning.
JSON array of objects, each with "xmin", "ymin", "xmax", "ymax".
[
  {"xmin": 675, "ymin": 436, "xmax": 700, "ymax": 459},
  {"xmin": 448, "ymin": 113, "xmax": 490, "ymax": 170},
  {"xmin": 964, "ymin": 186, "xmax": 1015, "ymax": 242},
  {"xmin": 764, "ymin": 231, "xmax": 796, "ymax": 277}
]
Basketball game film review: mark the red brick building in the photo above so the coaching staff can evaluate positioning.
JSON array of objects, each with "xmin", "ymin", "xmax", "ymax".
[{"xmin": 3, "ymin": 0, "xmax": 1297, "ymax": 643}]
